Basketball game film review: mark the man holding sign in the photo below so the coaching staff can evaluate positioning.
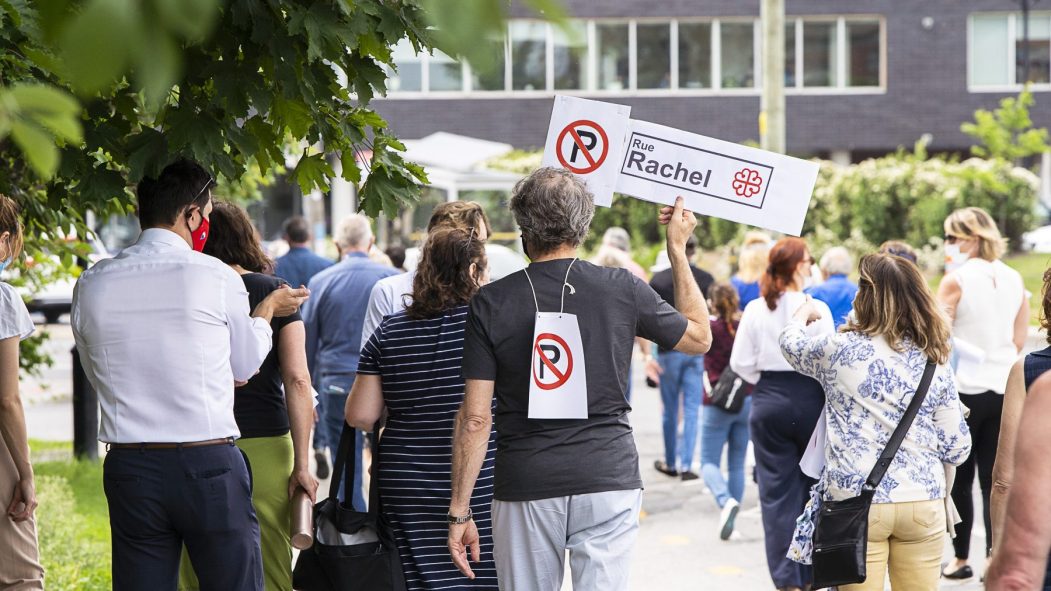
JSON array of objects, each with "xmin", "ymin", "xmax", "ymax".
[{"xmin": 447, "ymin": 168, "xmax": 711, "ymax": 591}]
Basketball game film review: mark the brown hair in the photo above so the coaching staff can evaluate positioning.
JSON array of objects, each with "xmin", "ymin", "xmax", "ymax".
[
  {"xmin": 709, "ymin": 282, "xmax": 741, "ymax": 336},
  {"xmin": 0, "ymin": 194, "xmax": 24, "ymax": 262},
  {"xmin": 1041, "ymin": 267, "xmax": 1051, "ymax": 345},
  {"xmin": 944, "ymin": 207, "xmax": 1006, "ymax": 261},
  {"xmin": 843, "ymin": 253, "xmax": 951, "ymax": 364},
  {"xmin": 201, "ymin": 201, "xmax": 271, "ymax": 273},
  {"xmin": 428, "ymin": 201, "xmax": 493, "ymax": 238},
  {"xmin": 760, "ymin": 237, "xmax": 809, "ymax": 311},
  {"xmin": 878, "ymin": 240, "xmax": 918, "ymax": 264},
  {"xmin": 405, "ymin": 228, "xmax": 487, "ymax": 320}
]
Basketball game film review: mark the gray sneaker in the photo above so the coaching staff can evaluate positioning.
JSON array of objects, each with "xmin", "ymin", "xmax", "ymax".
[{"xmin": 719, "ymin": 498, "xmax": 740, "ymax": 541}]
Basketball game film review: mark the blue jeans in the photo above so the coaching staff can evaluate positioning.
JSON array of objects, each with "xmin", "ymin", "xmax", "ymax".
[
  {"xmin": 320, "ymin": 375, "xmax": 366, "ymax": 511},
  {"xmin": 658, "ymin": 350, "xmax": 704, "ymax": 471},
  {"xmin": 700, "ymin": 396, "xmax": 752, "ymax": 508}
]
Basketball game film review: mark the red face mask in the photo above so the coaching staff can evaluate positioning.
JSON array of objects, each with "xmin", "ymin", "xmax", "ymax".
[{"xmin": 190, "ymin": 213, "xmax": 210, "ymax": 252}]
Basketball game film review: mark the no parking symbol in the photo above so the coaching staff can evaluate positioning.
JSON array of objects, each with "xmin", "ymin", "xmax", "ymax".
[
  {"xmin": 532, "ymin": 332, "xmax": 574, "ymax": 390},
  {"xmin": 541, "ymin": 95, "xmax": 631, "ymax": 206},
  {"xmin": 556, "ymin": 120, "xmax": 609, "ymax": 174}
]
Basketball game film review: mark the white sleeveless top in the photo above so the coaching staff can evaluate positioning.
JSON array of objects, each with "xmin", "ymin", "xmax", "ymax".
[{"xmin": 952, "ymin": 258, "xmax": 1025, "ymax": 395}]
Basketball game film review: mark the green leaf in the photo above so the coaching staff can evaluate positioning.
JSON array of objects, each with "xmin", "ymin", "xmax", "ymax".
[
  {"xmin": 271, "ymin": 97, "xmax": 314, "ymax": 138},
  {"xmin": 290, "ymin": 153, "xmax": 335, "ymax": 196},
  {"xmin": 125, "ymin": 128, "xmax": 169, "ymax": 181},
  {"xmin": 135, "ymin": 26, "xmax": 181, "ymax": 109},
  {"xmin": 58, "ymin": 0, "xmax": 138, "ymax": 95},
  {"xmin": 154, "ymin": 0, "xmax": 220, "ymax": 40},
  {"xmin": 9, "ymin": 84, "xmax": 83, "ymax": 143},
  {"xmin": 339, "ymin": 149, "xmax": 362, "ymax": 183},
  {"xmin": 10, "ymin": 120, "xmax": 59, "ymax": 179}
]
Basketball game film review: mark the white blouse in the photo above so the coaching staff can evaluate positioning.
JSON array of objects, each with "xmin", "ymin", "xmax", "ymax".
[
  {"xmin": 0, "ymin": 282, "xmax": 34, "ymax": 342},
  {"xmin": 951, "ymin": 258, "xmax": 1025, "ymax": 395},
  {"xmin": 729, "ymin": 291, "xmax": 835, "ymax": 384}
]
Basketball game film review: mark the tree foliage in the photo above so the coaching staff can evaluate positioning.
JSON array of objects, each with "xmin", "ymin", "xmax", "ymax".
[{"xmin": 961, "ymin": 88, "xmax": 1050, "ymax": 163}]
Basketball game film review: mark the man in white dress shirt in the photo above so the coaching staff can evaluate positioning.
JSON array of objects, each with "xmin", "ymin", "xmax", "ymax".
[{"xmin": 71, "ymin": 158, "xmax": 308, "ymax": 591}]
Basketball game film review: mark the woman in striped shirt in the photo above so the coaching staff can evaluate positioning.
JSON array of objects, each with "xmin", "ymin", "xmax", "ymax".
[{"xmin": 345, "ymin": 227, "xmax": 497, "ymax": 590}]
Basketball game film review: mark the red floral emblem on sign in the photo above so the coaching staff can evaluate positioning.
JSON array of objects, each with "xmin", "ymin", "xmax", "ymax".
[{"xmin": 732, "ymin": 168, "xmax": 763, "ymax": 198}]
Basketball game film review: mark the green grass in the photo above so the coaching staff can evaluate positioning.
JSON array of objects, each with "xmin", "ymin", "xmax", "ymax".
[
  {"xmin": 29, "ymin": 441, "xmax": 111, "ymax": 590},
  {"xmin": 1004, "ymin": 252, "xmax": 1051, "ymax": 325}
]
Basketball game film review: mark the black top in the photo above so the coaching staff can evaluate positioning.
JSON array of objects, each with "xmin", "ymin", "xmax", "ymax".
[
  {"xmin": 1024, "ymin": 346, "xmax": 1051, "ymax": 390},
  {"xmin": 462, "ymin": 259, "xmax": 687, "ymax": 502},
  {"xmin": 648, "ymin": 264, "xmax": 714, "ymax": 353},
  {"xmin": 236, "ymin": 272, "xmax": 301, "ymax": 438}
]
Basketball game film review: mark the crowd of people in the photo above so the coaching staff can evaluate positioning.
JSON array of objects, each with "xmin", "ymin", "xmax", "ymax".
[{"xmin": 2, "ymin": 156, "xmax": 1051, "ymax": 591}]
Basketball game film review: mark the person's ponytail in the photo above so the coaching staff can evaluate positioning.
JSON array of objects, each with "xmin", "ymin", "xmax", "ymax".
[{"xmin": 759, "ymin": 237, "xmax": 808, "ymax": 311}]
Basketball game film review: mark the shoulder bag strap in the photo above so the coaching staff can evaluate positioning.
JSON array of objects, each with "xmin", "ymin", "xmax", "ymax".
[
  {"xmin": 328, "ymin": 421, "xmax": 384, "ymax": 516},
  {"xmin": 863, "ymin": 360, "xmax": 937, "ymax": 492},
  {"xmin": 366, "ymin": 421, "xmax": 383, "ymax": 518}
]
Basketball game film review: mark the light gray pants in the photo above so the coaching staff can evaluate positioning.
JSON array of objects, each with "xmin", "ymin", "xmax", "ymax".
[{"xmin": 491, "ymin": 488, "xmax": 643, "ymax": 591}]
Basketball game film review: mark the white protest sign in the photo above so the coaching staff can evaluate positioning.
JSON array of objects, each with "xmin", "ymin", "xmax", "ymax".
[
  {"xmin": 613, "ymin": 119, "xmax": 819, "ymax": 236},
  {"xmin": 541, "ymin": 95, "xmax": 631, "ymax": 207}
]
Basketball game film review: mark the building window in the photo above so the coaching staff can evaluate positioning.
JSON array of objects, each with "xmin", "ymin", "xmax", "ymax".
[
  {"xmin": 383, "ymin": 15, "xmax": 883, "ymax": 97},
  {"xmin": 802, "ymin": 21, "xmax": 838, "ymax": 87},
  {"xmin": 429, "ymin": 50, "xmax": 463, "ymax": 92},
  {"xmin": 511, "ymin": 21, "xmax": 547, "ymax": 91},
  {"xmin": 553, "ymin": 22, "xmax": 588, "ymax": 90},
  {"xmin": 720, "ymin": 22, "xmax": 756, "ymax": 89},
  {"xmin": 596, "ymin": 23, "xmax": 630, "ymax": 90},
  {"xmin": 637, "ymin": 23, "xmax": 672, "ymax": 89},
  {"xmin": 471, "ymin": 38, "xmax": 508, "ymax": 92},
  {"xmin": 970, "ymin": 12, "xmax": 1051, "ymax": 88},
  {"xmin": 678, "ymin": 22, "xmax": 712, "ymax": 89},
  {"xmin": 387, "ymin": 39, "xmax": 422, "ymax": 92}
]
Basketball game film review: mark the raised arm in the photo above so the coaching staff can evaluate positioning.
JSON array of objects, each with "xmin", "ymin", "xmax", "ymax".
[
  {"xmin": 278, "ymin": 321, "xmax": 319, "ymax": 503},
  {"xmin": 991, "ymin": 358, "xmax": 1026, "ymax": 551},
  {"xmin": 448, "ymin": 378, "xmax": 495, "ymax": 580},
  {"xmin": 658, "ymin": 197, "xmax": 711, "ymax": 354}
]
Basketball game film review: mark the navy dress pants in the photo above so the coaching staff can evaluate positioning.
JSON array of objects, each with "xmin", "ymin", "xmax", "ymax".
[
  {"xmin": 749, "ymin": 371, "xmax": 824, "ymax": 590},
  {"xmin": 103, "ymin": 443, "xmax": 263, "ymax": 591}
]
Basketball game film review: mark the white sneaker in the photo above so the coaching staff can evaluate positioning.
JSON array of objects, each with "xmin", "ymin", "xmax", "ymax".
[{"xmin": 719, "ymin": 498, "xmax": 740, "ymax": 541}]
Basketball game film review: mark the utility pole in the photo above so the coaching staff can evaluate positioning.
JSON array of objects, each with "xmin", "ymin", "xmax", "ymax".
[{"xmin": 760, "ymin": 0, "xmax": 786, "ymax": 154}]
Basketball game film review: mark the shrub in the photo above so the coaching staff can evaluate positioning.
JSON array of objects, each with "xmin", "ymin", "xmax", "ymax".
[{"xmin": 36, "ymin": 472, "xmax": 111, "ymax": 589}]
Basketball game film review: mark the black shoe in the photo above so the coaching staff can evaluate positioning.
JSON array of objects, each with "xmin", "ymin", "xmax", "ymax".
[
  {"xmin": 942, "ymin": 565, "xmax": 973, "ymax": 580},
  {"xmin": 681, "ymin": 471, "xmax": 700, "ymax": 481},
  {"xmin": 654, "ymin": 460, "xmax": 679, "ymax": 477},
  {"xmin": 315, "ymin": 449, "xmax": 331, "ymax": 480}
]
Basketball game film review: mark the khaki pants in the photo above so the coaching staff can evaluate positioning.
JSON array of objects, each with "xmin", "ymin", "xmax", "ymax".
[
  {"xmin": 0, "ymin": 435, "xmax": 44, "ymax": 590},
  {"xmin": 841, "ymin": 500, "xmax": 946, "ymax": 591}
]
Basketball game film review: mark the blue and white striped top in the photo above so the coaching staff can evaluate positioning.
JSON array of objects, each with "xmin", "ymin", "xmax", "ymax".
[{"xmin": 359, "ymin": 305, "xmax": 498, "ymax": 591}]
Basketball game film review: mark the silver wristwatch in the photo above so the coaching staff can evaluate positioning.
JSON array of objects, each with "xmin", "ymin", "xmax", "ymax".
[{"xmin": 447, "ymin": 508, "xmax": 473, "ymax": 525}]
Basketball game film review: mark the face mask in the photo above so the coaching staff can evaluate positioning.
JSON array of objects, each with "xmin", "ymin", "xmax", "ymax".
[
  {"xmin": 945, "ymin": 244, "xmax": 969, "ymax": 273},
  {"xmin": 190, "ymin": 213, "xmax": 210, "ymax": 252},
  {"xmin": 0, "ymin": 257, "xmax": 9, "ymax": 274}
]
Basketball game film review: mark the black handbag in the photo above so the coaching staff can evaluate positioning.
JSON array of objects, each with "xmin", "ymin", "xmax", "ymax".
[
  {"xmin": 708, "ymin": 367, "xmax": 753, "ymax": 413},
  {"xmin": 293, "ymin": 423, "xmax": 407, "ymax": 591},
  {"xmin": 811, "ymin": 360, "xmax": 936, "ymax": 590}
]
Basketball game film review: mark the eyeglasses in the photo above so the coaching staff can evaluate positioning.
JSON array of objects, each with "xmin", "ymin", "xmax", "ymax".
[
  {"xmin": 193, "ymin": 175, "xmax": 214, "ymax": 204},
  {"xmin": 944, "ymin": 234, "xmax": 965, "ymax": 244}
]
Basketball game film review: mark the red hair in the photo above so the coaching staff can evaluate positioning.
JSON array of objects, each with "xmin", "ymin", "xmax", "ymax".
[{"xmin": 760, "ymin": 237, "xmax": 808, "ymax": 310}]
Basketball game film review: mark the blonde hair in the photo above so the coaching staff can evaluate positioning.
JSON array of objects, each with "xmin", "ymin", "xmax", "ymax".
[
  {"xmin": 843, "ymin": 253, "xmax": 952, "ymax": 364},
  {"xmin": 0, "ymin": 194, "xmax": 23, "ymax": 262},
  {"xmin": 944, "ymin": 207, "xmax": 1006, "ymax": 261},
  {"xmin": 737, "ymin": 231, "xmax": 772, "ymax": 283}
]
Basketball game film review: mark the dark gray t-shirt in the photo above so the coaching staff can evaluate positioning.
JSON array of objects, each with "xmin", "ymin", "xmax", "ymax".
[{"xmin": 462, "ymin": 258, "xmax": 688, "ymax": 502}]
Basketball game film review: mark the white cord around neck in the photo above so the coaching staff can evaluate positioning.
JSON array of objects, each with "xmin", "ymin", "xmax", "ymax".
[{"xmin": 523, "ymin": 258, "xmax": 578, "ymax": 316}]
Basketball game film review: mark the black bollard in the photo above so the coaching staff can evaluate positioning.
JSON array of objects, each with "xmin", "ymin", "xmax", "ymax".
[{"xmin": 71, "ymin": 346, "xmax": 98, "ymax": 460}]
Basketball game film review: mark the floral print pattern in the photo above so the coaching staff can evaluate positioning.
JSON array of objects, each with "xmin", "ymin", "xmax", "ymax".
[{"xmin": 779, "ymin": 321, "xmax": 972, "ymax": 564}]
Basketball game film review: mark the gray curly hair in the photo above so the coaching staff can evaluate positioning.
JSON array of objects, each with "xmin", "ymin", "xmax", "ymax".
[{"xmin": 510, "ymin": 167, "xmax": 595, "ymax": 257}]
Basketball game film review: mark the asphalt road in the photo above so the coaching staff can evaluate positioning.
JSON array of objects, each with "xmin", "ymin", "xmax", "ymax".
[{"xmin": 24, "ymin": 315, "xmax": 996, "ymax": 590}]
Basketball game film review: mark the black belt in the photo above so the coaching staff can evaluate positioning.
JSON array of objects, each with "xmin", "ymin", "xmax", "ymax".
[{"xmin": 107, "ymin": 437, "xmax": 235, "ymax": 451}]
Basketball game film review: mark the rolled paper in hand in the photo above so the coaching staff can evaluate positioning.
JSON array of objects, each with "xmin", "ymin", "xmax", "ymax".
[{"xmin": 291, "ymin": 488, "xmax": 314, "ymax": 550}]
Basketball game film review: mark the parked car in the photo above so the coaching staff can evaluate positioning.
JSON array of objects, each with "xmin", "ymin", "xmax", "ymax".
[
  {"xmin": 17, "ymin": 239, "xmax": 112, "ymax": 324},
  {"xmin": 1022, "ymin": 225, "xmax": 1051, "ymax": 253},
  {"xmin": 403, "ymin": 243, "xmax": 527, "ymax": 281}
]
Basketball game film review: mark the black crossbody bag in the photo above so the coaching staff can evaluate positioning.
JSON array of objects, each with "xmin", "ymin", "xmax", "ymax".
[
  {"xmin": 811, "ymin": 360, "xmax": 936, "ymax": 590},
  {"xmin": 708, "ymin": 367, "xmax": 753, "ymax": 413}
]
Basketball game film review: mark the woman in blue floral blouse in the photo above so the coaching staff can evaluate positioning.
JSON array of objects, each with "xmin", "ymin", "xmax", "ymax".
[{"xmin": 780, "ymin": 252, "xmax": 972, "ymax": 591}]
